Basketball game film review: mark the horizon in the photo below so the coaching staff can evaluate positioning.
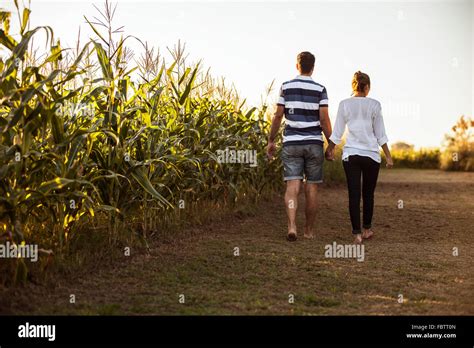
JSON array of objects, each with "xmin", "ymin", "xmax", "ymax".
[{"xmin": 1, "ymin": 0, "xmax": 472, "ymax": 148}]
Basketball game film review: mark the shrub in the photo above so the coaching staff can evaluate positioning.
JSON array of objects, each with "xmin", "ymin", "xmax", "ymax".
[
  {"xmin": 440, "ymin": 116, "xmax": 474, "ymax": 171},
  {"xmin": 387, "ymin": 147, "xmax": 440, "ymax": 169}
]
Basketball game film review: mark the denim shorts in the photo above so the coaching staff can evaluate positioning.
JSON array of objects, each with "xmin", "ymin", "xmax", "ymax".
[{"xmin": 281, "ymin": 144, "xmax": 324, "ymax": 183}]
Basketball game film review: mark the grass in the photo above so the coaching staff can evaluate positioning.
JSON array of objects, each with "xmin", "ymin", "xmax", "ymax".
[{"xmin": 2, "ymin": 169, "xmax": 473, "ymax": 315}]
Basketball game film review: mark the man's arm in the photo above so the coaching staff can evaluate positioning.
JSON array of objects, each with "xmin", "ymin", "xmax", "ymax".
[
  {"xmin": 319, "ymin": 106, "xmax": 332, "ymax": 141},
  {"xmin": 320, "ymin": 106, "xmax": 335, "ymax": 161},
  {"xmin": 267, "ymin": 105, "xmax": 284, "ymax": 159},
  {"xmin": 269, "ymin": 105, "xmax": 284, "ymax": 142}
]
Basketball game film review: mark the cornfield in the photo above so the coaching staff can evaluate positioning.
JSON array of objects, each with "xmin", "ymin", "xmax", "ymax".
[{"xmin": 0, "ymin": 1, "xmax": 282, "ymax": 284}]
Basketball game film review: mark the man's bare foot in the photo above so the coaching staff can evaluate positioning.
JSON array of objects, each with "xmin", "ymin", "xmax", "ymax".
[
  {"xmin": 287, "ymin": 231, "xmax": 297, "ymax": 242},
  {"xmin": 362, "ymin": 228, "xmax": 374, "ymax": 240},
  {"xmin": 354, "ymin": 234, "xmax": 363, "ymax": 244},
  {"xmin": 287, "ymin": 222, "xmax": 297, "ymax": 241}
]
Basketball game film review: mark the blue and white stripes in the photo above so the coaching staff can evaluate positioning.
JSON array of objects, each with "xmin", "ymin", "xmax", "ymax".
[{"xmin": 278, "ymin": 75, "xmax": 328, "ymax": 146}]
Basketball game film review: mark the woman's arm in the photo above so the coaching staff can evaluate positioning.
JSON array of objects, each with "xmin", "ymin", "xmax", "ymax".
[
  {"xmin": 326, "ymin": 101, "xmax": 347, "ymax": 160},
  {"xmin": 373, "ymin": 102, "xmax": 393, "ymax": 168},
  {"xmin": 381, "ymin": 143, "xmax": 393, "ymax": 168},
  {"xmin": 329, "ymin": 101, "xmax": 346, "ymax": 146}
]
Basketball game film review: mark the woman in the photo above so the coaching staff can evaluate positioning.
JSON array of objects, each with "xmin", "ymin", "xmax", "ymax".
[{"xmin": 326, "ymin": 71, "xmax": 393, "ymax": 244}]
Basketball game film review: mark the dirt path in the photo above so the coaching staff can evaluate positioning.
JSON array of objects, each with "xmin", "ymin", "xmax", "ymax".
[{"xmin": 3, "ymin": 169, "xmax": 474, "ymax": 315}]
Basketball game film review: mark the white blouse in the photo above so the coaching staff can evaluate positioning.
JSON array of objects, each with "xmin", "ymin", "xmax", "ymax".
[{"xmin": 329, "ymin": 97, "xmax": 388, "ymax": 163}]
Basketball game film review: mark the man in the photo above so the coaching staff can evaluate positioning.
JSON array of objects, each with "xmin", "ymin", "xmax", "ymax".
[{"xmin": 267, "ymin": 51, "xmax": 332, "ymax": 241}]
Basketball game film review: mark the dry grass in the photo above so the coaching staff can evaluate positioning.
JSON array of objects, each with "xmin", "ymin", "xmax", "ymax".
[{"xmin": 1, "ymin": 169, "xmax": 473, "ymax": 315}]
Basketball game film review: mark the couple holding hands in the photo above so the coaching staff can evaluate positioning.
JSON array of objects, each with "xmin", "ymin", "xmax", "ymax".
[{"xmin": 267, "ymin": 51, "xmax": 393, "ymax": 244}]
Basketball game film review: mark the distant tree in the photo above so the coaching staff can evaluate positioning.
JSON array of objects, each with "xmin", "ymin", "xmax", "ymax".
[
  {"xmin": 391, "ymin": 142, "xmax": 414, "ymax": 151},
  {"xmin": 440, "ymin": 115, "xmax": 474, "ymax": 171}
]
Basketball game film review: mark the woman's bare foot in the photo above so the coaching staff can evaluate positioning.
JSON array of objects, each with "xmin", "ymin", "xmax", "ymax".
[
  {"xmin": 303, "ymin": 227, "xmax": 314, "ymax": 239},
  {"xmin": 362, "ymin": 228, "xmax": 374, "ymax": 240},
  {"xmin": 354, "ymin": 234, "xmax": 363, "ymax": 244}
]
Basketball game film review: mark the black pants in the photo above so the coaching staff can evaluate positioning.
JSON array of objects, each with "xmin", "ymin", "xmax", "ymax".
[{"xmin": 342, "ymin": 155, "xmax": 380, "ymax": 234}]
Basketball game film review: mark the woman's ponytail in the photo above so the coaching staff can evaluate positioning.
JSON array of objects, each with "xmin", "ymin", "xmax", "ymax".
[{"xmin": 352, "ymin": 71, "xmax": 371, "ymax": 94}]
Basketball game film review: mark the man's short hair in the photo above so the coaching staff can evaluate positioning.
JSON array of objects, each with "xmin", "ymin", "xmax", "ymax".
[{"xmin": 297, "ymin": 52, "xmax": 315, "ymax": 74}]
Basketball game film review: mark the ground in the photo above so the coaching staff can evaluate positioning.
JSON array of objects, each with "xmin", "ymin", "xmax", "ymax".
[{"xmin": 2, "ymin": 169, "xmax": 473, "ymax": 315}]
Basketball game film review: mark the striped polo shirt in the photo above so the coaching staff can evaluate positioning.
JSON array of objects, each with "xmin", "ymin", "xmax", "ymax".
[{"xmin": 277, "ymin": 75, "xmax": 328, "ymax": 146}]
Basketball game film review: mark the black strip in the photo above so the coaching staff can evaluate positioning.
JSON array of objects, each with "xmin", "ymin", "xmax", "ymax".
[
  {"xmin": 284, "ymin": 88, "xmax": 322, "ymax": 97},
  {"xmin": 284, "ymin": 107, "xmax": 319, "ymax": 117},
  {"xmin": 284, "ymin": 95, "xmax": 321, "ymax": 104},
  {"xmin": 285, "ymin": 114, "xmax": 320, "ymax": 122},
  {"xmin": 0, "ymin": 316, "xmax": 472, "ymax": 345},
  {"xmin": 284, "ymin": 126, "xmax": 322, "ymax": 135},
  {"xmin": 283, "ymin": 139, "xmax": 324, "ymax": 146}
]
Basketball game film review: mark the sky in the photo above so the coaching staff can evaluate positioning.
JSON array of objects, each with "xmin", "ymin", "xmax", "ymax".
[{"xmin": 1, "ymin": 0, "xmax": 473, "ymax": 148}]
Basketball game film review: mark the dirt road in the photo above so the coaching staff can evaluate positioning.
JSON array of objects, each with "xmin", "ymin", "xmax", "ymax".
[{"xmin": 2, "ymin": 169, "xmax": 473, "ymax": 315}]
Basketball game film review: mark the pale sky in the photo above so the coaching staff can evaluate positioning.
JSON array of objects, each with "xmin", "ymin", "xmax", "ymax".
[{"xmin": 1, "ymin": 0, "xmax": 473, "ymax": 147}]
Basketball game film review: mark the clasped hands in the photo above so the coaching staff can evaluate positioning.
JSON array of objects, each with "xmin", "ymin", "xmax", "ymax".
[{"xmin": 325, "ymin": 143, "xmax": 336, "ymax": 161}]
